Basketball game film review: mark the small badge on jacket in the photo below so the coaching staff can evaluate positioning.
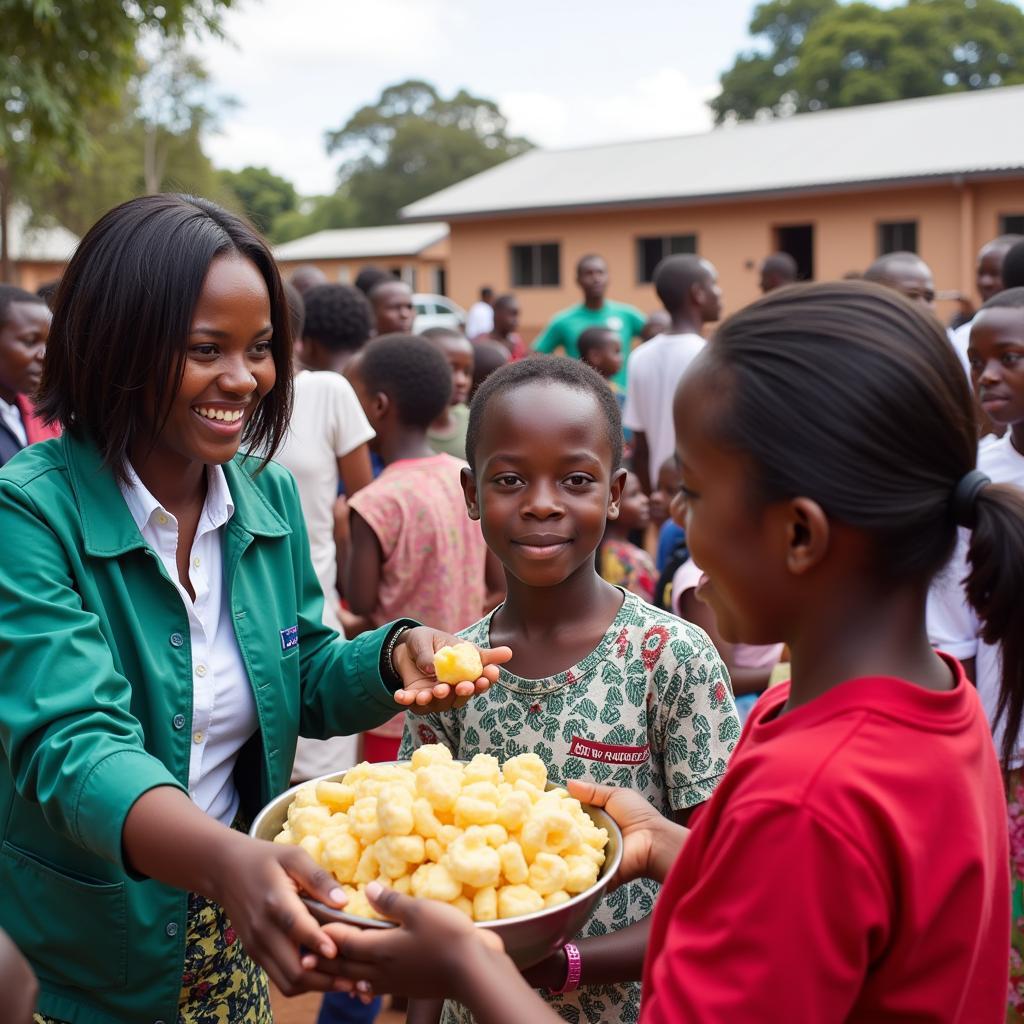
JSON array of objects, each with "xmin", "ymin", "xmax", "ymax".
[{"xmin": 279, "ymin": 624, "xmax": 299, "ymax": 652}]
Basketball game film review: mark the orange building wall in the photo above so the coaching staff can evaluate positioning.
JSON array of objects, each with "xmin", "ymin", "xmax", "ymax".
[
  {"xmin": 11, "ymin": 260, "xmax": 68, "ymax": 293},
  {"xmin": 444, "ymin": 177, "xmax": 1024, "ymax": 341}
]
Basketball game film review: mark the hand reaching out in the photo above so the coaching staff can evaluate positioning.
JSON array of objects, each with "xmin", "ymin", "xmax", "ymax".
[{"xmin": 391, "ymin": 627, "xmax": 512, "ymax": 713}]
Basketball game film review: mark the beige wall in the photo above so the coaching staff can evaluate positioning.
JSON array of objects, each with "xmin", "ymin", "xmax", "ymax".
[
  {"xmin": 276, "ymin": 250, "xmax": 449, "ymax": 296},
  {"xmin": 11, "ymin": 260, "xmax": 67, "ymax": 293},
  {"xmin": 445, "ymin": 177, "xmax": 1024, "ymax": 341}
]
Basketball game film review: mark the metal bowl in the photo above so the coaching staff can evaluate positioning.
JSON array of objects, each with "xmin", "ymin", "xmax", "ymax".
[{"xmin": 250, "ymin": 762, "xmax": 623, "ymax": 968}]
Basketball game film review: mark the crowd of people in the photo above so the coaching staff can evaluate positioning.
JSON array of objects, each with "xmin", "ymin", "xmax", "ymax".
[{"xmin": 1, "ymin": 190, "xmax": 1024, "ymax": 1024}]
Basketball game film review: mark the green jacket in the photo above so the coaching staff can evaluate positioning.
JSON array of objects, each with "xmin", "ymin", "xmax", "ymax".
[{"xmin": 0, "ymin": 433, "xmax": 405, "ymax": 1024}]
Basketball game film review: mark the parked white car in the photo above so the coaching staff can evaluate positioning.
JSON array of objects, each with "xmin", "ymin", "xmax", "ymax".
[{"xmin": 413, "ymin": 293, "xmax": 466, "ymax": 335}]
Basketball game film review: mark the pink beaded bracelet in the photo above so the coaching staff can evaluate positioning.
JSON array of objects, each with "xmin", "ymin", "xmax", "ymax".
[{"xmin": 549, "ymin": 942, "xmax": 582, "ymax": 994}]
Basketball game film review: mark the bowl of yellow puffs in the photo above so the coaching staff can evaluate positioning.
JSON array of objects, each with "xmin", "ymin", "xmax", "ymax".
[{"xmin": 250, "ymin": 744, "xmax": 622, "ymax": 968}]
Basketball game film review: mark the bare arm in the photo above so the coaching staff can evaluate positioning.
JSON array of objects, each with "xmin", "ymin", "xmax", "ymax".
[
  {"xmin": 344, "ymin": 510, "xmax": 383, "ymax": 617},
  {"xmin": 337, "ymin": 445, "xmax": 374, "ymax": 497},
  {"xmin": 0, "ymin": 927, "xmax": 37, "ymax": 1024},
  {"xmin": 631, "ymin": 431, "xmax": 652, "ymax": 495},
  {"xmin": 523, "ymin": 916, "xmax": 652, "ymax": 990}
]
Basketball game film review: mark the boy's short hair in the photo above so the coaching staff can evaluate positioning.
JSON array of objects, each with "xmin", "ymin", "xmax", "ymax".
[
  {"xmin": 303, "ymin": 283, "xmax": 372, "ymax": 352},
  {"xmin": 36, "ymin": 193, "xmax": 293, "ymax": 479},
  {"xmin": 980, "ymin": 286, "xmax": 1024, "ymax": 311},
  {"xmin": 654, "ymin": 254, "xmax": 709, "ymax": 312},
  {"xmin": 466, "ymin": 356, "xmax": 622, "ymax": 472},
  {"xmin": 354, "ymin": 266, "xmax": 392, "ymax": 295},
  {"xmin": 420, "ymin": 326, "xmax": 466, "ymax": 343},
  {"xmin": 1003, "ymin": 241, "xmax": 1024, "ymax": 290},
  {"xmin": 577, "ymin": 326, "xmax": 617, "ymax": 360},
  {"xmin": 359, "ymin": 334, "xmax": 452, "ymax": 429},
  {"xmin": 0, "ymin": 284, "xmax": 46, "ymax": 327}
]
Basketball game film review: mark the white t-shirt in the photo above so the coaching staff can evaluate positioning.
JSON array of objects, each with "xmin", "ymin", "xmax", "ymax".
[
  {"xmin": 622, "ymin": 331, "xmax": 706, "ymax": 482},
  {"xmin": 465, "ymin": 300, "xmax": 494, "ymax": 339},
  {"xmin": 927, "ymin": 433, "xmax": 1024, "ymax": 764},
  {"xmin": 950, "ymin": 320, "xmax": 973, "ymax": 380},
  {"xmin": 275, "ymin": 371, "xmax": 374, "ymax": 781}
]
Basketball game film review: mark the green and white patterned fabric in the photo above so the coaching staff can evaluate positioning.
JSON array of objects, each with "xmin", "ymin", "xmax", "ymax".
[{"xmin": 399, "ymin": 590, "xmax": 739, "ymax": 1024}]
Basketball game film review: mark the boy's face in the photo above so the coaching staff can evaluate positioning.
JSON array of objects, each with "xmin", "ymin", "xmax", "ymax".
[
  {"xmin": 493, "ymin": 301, "xmax": 519, "ymax": 335},
  {"xmin": 577, "ymin": 259, "xmax": 608, "ymax": 303},
  {"xmin": 0, "ymin": 300, "xmax": 50, "ymax": 403},
  {"xmin": 651, "ymin": 456, "xmax": 683, "ymax": 526},
  {"xmin": 969, "ymin": 307, "xmax": 1024, "ymax": 427},
  {"xmin": 463, "ymin": 380, "xmax": 625, "ymax": 589},
  {"xmin": 433, "ymin": 334, "xmax": 474, "ymax": 405},
  {"xmin": 585, "ymin": 334, "xmax": 623, "ymax": 378},
  {"xmin": 617, "ymin": 471, "xmax": 650, "ymax": 531},
  {"xmin": 372, "ymin": 283, "xmax": 414, "ymax": 335},
  {"xmin": 977, "ymin": 244, "xmax": 1010, "ymax": 303}
]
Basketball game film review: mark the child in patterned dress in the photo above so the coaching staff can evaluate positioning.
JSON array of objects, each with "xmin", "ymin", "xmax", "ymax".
[{"xmin": 399, "ymin": 357, "xmax": 739, "ymax": 1024}]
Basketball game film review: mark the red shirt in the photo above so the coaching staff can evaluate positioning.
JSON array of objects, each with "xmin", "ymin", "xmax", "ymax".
[{"xmin": 641, "ymin": 659, "xmax": 1009, "ymax": 1023}]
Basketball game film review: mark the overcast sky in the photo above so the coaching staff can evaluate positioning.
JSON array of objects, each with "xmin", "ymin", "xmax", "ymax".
[{"xmin": 198, "ymin": 0, "xmax": 763, "ymax": 195}]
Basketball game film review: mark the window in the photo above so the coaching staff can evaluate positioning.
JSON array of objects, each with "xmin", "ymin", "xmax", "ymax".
[
  {"xmin": 636, "ymin": 234, "xmax": 697, "ymax": 283},
  {"xmin": 878, "ymin": 221, "xmax": 918, "ymax": 255},
  {"xmin": 510, "ymin": 243, "xmax": 560, "ymax": 287},
  {"xmin": 1000, "ymin": 214, "xmax": 1024, "ymax": 235},
  {"xmin": 773, "ymin": 224, "xmax": 814, "ymax": 281}
]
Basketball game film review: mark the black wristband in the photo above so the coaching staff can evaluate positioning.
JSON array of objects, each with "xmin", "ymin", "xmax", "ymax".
[{"xmin": 379, "ymin": 619, "xmax": 420, "ymax": 693}]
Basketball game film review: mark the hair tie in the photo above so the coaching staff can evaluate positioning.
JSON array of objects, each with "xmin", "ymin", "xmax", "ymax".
[{"xmin": 951, "ymin": 469, "xmax": 991, "ymax": 528}]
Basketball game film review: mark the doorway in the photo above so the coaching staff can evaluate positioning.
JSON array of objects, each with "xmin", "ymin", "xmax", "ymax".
[{"xmin": 774, "ymin": 224, "xmax": 814, "ymax": 281}]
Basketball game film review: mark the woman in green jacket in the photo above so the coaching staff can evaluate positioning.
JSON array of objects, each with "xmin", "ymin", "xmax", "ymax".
[{"xmin": 0, "ymin": 194, "xmax": 509, "ymax": 1024}]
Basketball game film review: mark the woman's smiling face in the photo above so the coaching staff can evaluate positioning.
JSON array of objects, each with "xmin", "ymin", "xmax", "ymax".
[
  {"xmin": 465, "ymin": 380, "xmax": 624, "ymax": 589},
  {"xmin": 143, "ymin": 253, "xmax": 276, "ymax": 470}
]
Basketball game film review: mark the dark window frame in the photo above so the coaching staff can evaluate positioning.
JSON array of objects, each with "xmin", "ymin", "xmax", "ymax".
[
  {"xmin": 635, "ymin": 233, "xmax": 698, "ymax": 283},
  {"xmin": 877, "ymin": 220, "xmax": 918, "ymax": 255},
  {"xmin": 509, "ymin": 242, "xmax": 561, "ymax": 287},
  {"xmin": 999, "ymin": 213, "xmax": 1024, "ymax": 236}
]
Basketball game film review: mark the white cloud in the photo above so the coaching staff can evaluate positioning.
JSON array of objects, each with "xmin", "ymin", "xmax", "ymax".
[{"xmin": 501, "ymin": 69, "xmax": 717, "ymax": 151}]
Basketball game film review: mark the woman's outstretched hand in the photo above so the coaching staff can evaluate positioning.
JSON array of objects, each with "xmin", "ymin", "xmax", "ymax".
[
  {"xmin": 391, "ymin": 627, "xmax": 512, "ymax": 713},
  {"xmin": 567, "ymin": 780, "xmax": 689, "ymax": 887}
]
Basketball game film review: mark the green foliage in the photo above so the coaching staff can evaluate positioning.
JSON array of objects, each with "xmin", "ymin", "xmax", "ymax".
[
  {"xmin": 219, "ymin": 166, "xmax": 298, "ymax": 235},
  {"xmin": 711, "ymin": 0, "xmax": 1024, "ymax": 123},
  {"xmin": 269, "ymin": 191, "xmax": 358, "ymax": 244},
  {"xmin": 325, "ymin": 79, "xmax": 532, "ymax": 226}
]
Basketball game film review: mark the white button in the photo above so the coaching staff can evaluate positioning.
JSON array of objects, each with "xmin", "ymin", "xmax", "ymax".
[
  {"xmin": 157, "ymin": 514, "xmax": 168, "ymax": 525},
  {"xmin": 193, "ymin": 731, "xmax": 204, "ymax": 744},
  {"xmin": 193, "ymin": 557, "xmax": 201, "ymax": 568},
  {"xmin": 195, "ymin": 664, "xmax": 207, "ymax": 678}
]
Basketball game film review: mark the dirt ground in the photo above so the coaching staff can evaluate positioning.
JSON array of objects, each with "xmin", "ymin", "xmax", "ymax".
[{"xmin": 270, "ymin": 985, "xmax": 406, "ymax": 1024}]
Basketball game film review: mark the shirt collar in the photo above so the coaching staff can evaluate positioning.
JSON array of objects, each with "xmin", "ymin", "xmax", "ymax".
[{"xmin": 119, "ymin": 462, "xmax": 236, "ymax": 534}]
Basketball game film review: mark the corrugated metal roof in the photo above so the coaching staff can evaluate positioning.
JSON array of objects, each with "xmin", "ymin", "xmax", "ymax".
[
  {"xmin": 401, "ymin": 86, "xmax": 1024, "ymax": 220},
  {"xmin": 273, "ymin": 222, "xmax": 448, "ymax": 261},
  {"xmin": 8, "ymin": 205, "xmax": 79, "ymax": 261}
]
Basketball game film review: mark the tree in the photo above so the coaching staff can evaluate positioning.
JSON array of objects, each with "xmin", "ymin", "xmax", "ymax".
[
  {"xmin": 219, "ymin": 166, "xmax": 299, "ymax": 236},
  {"xmin": 270, "ymin": 191, "xmax": 358, "ymax": 244},
  {"xmin": 711, "ymin": 0, "xmax": 1024, "ymax": 124},
  {"xmin": 0, "ymin": 0, "xmax": 233, "ymax": 279},
  {"xmin": 325, "ymin": 80, "xmax": 532, "ymax": 226}
]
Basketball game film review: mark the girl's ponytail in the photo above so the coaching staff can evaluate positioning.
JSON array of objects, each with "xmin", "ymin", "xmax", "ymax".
[{"xmin": 965, "ymin": 482, "xmax": 1024, "ymax": 768}]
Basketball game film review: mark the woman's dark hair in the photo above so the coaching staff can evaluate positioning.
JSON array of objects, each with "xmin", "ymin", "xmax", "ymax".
[
  {"xmin": 37, "ymin": 193, "xmax": 293, "ymax": 477},
  {"xmin": 466, "ymin": 356, "xmax": 622, "ymax": 472},
  {"xmin": 702, "ymin": 280, "xmax": 1024, "ymax": 766}
]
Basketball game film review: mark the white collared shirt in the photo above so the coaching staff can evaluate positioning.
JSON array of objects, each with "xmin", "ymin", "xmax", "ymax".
[
  {"xmin": 0, "ymin": 396, "xmax": 27, "ymax": 447},
  {"xmin": 119, "ymin": 463, "xmax": 258, "ymax": 825}
]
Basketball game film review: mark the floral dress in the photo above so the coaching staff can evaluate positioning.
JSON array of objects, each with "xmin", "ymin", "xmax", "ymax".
[{"xmin": 400, "ymin": 590, "xmax": 739, "ymax": 1024}]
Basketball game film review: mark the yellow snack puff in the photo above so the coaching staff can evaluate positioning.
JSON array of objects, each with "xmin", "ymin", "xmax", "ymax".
[
  {"xmin": 473, "ymin": 885, "xmax": 498, "ymax": 922},
  {"xmin": 354, "ymin": 845, "xmax": 380, "ymax": 885},
  {"xmin": 564, "ymin": 854, "xmax": 599, "ymax": 894},
  {"xmin": 392, "ymin": 874, "xmax": 412, "ymax": 896},
  {"xmin": 349, "ymin": 797, "xmax": 383, "ymax": 844},
  {"xmin": 345, "ymin": 890, "xmax": 379, "ymax": 921},
  {"xmin": 377, "ymin": 784, "xmax": 415, "ymax": 836},
  {"xmin": 316, "ymin": 780, "xmax": 356, "ymax": 811},
  {"xmin": 273, "ymin": 827, "xmax": 294, "ymax": 845},
  {"xmin": 287, "ymin": 804, "xmax": 332, "ymax": 840},
  {"xmin": 497, "ymin": 884, "xmax": 544, "ymax": 919},
  {"xmin": 528, "ymin": 852, "xmax": 569, "ymax": 896},
  {"xmin": 417, "ymin": 763, "xmax": 463, "ymax": 813},
  {"xmin": 411, "ymin": 743, "xmax": 454, "ymax": 769},
  {"xmin": 464, "ymin": 753, "xmax": 501, "ymax": 786},
  {"xmin": 454, "ymin": 783, "xmax": 500, "ymax": 828},
  {"xmin": 412, "ymin": 797, "xmax": 443, "ymax": 838},
  {"xmin": 437, "ymin": 824, "xmax": 462, "ymax": 847},
  {"xmin": 375, "ymin": 834, "xmax": 427, "ymax": 878},
  {"xmin": 544, "ymin": 890, "xmax": 571, "ymax": 908},
  {"xmin": 502, "ymin": 752, "xmax": 548, "ymax": 791},
  {"xmin": 481, "ymin": 823, "xmax": 509, "ymax": 848},
  {"xmin": 424, "ymin": 837, "xmax": 444, "ymax": 863},
  {"xmin": 411, "ymin": 862, "xmax": 462, "ymax": 903},
  {"xmin": 447, "ymin": 827, "xmax": 502, "ymax": 888},
  {"xmin": 323, "ymin": 832, "xmax": 360, "ymax": 884},
  {"xmin": 290, "ymin": 784, "xmax": 321, "ymax": 808},
  {"xmin": 433, "ymin": 642, "xmax": 484, "ymax": 684},
  {"xmin": 521, "ymin": 804, "xmax": 580, "ymax": 860},
  {"xmin": 299, "ymin": 834, "xmax": 323, "ymax": 864},
  {"xmin": 453, "ymin": 895, "xmax": 475, "ymax": 918},
  {"xmin": 496, "ymin": 791, "xmax": 532, "ymax": 832},
  {"xmin": 497, "ymin": 841, "xmax": 529, "ymax": 885}
]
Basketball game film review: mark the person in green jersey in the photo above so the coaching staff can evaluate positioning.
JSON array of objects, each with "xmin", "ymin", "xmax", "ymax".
[{"xmin": 532, "ymin": 254, "xmax": 644, "ymax": 389}]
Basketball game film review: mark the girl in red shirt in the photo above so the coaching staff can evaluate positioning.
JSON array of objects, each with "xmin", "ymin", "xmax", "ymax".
[{"xmin": 310, "ymin": 282, "xmax": 1023, "ymax": 1023}]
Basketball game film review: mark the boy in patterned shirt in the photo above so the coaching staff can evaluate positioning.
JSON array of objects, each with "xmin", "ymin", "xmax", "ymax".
[{"xmin": 400, "ymin": 357, "xmax": 738, "ymax": 1024}]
